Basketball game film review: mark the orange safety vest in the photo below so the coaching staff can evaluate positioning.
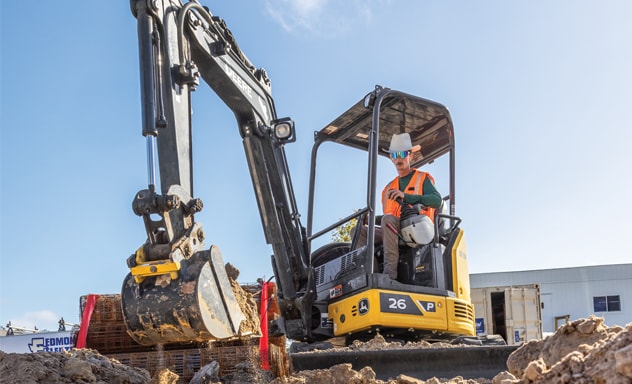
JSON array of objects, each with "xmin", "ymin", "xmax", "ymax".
[{"xmin": 382, "ymin": 170, "xmax": 436, "ymax": 221}]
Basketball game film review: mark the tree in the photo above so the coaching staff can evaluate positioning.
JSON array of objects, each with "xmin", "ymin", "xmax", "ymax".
[{"xmin": 331, "ymin": 218, "xmax": 357, "ymax": 243}]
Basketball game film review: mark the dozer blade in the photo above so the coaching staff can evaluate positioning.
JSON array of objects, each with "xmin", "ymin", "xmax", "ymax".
[
  {"xmin": 121, "ymin": 245, "xmax": 247, "ymax": 345},
  {"xmin": 291, "ymin": 345, "xmax": 519, "ymax": 380}
]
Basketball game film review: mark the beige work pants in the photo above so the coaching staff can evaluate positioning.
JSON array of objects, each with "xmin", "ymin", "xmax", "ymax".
[{"xmin": 355, "ymin": 214, "xmax": 400, "ymax": 280}]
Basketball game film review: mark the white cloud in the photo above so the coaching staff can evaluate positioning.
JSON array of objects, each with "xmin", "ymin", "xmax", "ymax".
[{"xmin": 264, "ymin": 0, "xmax": 376, "ymax": 37}]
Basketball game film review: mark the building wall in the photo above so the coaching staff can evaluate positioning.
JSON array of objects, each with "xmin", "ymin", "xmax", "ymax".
[{"xmin": 470, "ymin": 264, "xmax": 632, "ymax": 333}]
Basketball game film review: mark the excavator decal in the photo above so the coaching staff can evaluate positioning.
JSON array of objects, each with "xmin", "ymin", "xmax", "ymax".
[
  {"xmin": 418, "ymin": 300, "xmax": 437, "ymax": 313},
  {"xmin": 358, "ymin": 299, "xmax": 370, "ymax": 315},
  {"xmin": 380, "ymin": 293, "xmax": 423, "ymax": 315}
]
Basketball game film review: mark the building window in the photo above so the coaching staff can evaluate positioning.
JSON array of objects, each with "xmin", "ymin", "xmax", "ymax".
[{"xmin": 593, "ymin": 295, "xmax": 621, "ymax": 312}]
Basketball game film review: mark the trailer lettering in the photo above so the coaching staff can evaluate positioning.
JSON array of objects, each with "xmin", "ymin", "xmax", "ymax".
[{"xmin": 28, "ymin": 336, "xmax": 74, "ymax": 352}]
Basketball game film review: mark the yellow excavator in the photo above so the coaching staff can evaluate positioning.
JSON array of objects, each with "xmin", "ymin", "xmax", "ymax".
[{"xmin": 121, "ymin": 0, "xmax": 477, "ymax": 349}]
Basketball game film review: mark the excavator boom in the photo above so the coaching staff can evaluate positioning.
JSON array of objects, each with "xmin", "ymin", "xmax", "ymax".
[{"xmin": 122, "ymin": 0, "xmax": 313, "ymax": 344}]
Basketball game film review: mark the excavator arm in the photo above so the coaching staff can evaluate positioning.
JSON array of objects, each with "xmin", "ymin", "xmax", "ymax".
[{"xmin": 122, "ymin": 0, "xmax": 314, "ymax": 345}]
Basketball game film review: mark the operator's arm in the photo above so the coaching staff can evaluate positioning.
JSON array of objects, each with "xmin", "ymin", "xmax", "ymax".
[{"xmin": 403, "ymin": 177, "xmax": 442, "ymax": 208}]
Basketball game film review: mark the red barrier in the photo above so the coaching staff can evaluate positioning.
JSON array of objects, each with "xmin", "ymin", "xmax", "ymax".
[
  {"xmin": 75, "ymin": 294, "xmax": 99, "ymax": 348},
  {"xmin": 259, "ymin": 281, "xmax": 270, "ymax": 370}
]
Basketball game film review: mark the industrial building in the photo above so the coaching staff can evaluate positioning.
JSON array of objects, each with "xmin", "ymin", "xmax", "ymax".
[{"xmin": 470, "ymin": 263, "xmax": 631, "ymax": 334}]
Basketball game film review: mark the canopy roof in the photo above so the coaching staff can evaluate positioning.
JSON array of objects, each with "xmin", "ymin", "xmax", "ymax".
[{"xmin": 314, "ymin": 88, "xmax": 454, "ymax": 169}]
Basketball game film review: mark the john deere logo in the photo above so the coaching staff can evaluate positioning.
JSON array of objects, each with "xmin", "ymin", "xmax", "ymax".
[{"xmin": 358, "ymin": 298, "xmax": 369, "ymax": 315}]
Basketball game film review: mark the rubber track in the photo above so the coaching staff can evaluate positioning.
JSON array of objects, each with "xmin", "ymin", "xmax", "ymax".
[{"xmin": 290, "ymin": 345, "xmax": 520, "ymax": 380}]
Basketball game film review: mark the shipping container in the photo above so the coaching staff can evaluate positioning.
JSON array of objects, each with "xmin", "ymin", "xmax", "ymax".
[{"xmin": 471, "ymin": 284, "xmax": 542, "ymax": 345}]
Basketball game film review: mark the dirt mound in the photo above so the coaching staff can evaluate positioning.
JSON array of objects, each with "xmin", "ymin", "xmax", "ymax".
[
  {"xmin": 502, "ymin": 316, "xmax": 632, "ymax": 383},
  {"xmin": 269, "ymin": 363, "xmax": 486, "ymax": 384},
  {"xmin": 0, "ymin": 348, "xmax": 150, "ymax": 384},
  {"xmin": 229, "ymin": 277, "xmax": 260, "ymax": 336},
  {"xmin": 291, "ymin": 334, "xmax": 458, "ymax": 354},
  {"xmin": 1, "ymin": 317, "xmax": 630, "ymax": 384},
  {"xmin": 345, "ymin": 335, "xmax": 457, "ymax": 352}
]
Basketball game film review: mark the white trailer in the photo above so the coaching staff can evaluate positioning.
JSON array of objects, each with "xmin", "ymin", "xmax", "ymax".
[
  {"xmin": 471, "ymin": 284, "xmax": 543, "ymax": 345},
  {"xmin": 0, "ymin": 330, "xmax": 76, "ymax": 353}
]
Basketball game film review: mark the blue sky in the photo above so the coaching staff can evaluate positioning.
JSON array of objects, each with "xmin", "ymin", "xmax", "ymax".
[{"xmin": 2, "ymin": 1, "xmax": 631, "ymax": 331}]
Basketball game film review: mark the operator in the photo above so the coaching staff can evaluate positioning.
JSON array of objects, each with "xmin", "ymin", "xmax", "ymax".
[{"xmin": 355, "ymin": 133, "xmax": 442, "ymax": 280}]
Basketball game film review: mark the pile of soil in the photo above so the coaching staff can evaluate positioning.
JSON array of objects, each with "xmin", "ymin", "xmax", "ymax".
[
  {"xmin": 1, "ymin": 316, "xmax": 630, "ymax": 384},
  {"xmin": 504, "ymin": 316, "xmax": 632, "ymax": 383},
  {"xmin": 0, "ymin": 348, "xmax": 150, "ymax": 384},
  {"xmin": 229, "ymin": 278, "xmax": 260, "ymax": 337},
  {"xmin": 225, "ymin": 262, "xmax": 261, "ymax": 337},
  {"xmin": 336, "ymin": 335, "xmax": 458, "ymax": 352},
  {"xmin": 269, "ymin": 363, "xmax": 487, "ymax": 384}
]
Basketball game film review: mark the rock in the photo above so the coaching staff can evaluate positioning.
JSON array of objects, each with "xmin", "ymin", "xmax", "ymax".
[
  {"xmin": 150, "ymin": 368, "xmax": 179, "ymax": 384},
  {"xmin": 269, "ymin": 363, "xmax": 378, "ymax": 384},
  {"xmin": 190, "ymin": 361, "xmax": 220, "ymax": 384},
  {"xmin": 523, "ymin": 358, "xmax": 546, "ymax": 381},
  {"xmin": 221, "ymin": 360, "xmax": 275, "ymax": 384},
  {"xmin": 615, "ymin": 343, "xmax": 632, "ymax": 378},
  {"xmin": 491, "ymin": 371, "xmax": 517, "ymax": 384},
  {"xmin": 63, "ymin": 357, "xmax": 96, "ymax": 382}
]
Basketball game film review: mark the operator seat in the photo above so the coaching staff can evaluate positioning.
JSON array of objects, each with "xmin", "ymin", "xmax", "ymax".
[
  {"xmin": 397, "ymin": 199, "xmax": 450, "ymax": 286},
  {"xmin": 350, "ymin": 199, "xmax": 451, "ymax": 284}
]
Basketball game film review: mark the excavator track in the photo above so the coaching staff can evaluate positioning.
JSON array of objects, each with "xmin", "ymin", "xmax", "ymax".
[{"xmin": 290, "ymin": 345, "xmax": 519, "ymax": 380}]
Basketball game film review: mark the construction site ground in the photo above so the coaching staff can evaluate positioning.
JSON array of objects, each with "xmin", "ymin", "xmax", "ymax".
[{"xmin": 1, "ymin": 316, "xmax": 631, "ymax": 383}]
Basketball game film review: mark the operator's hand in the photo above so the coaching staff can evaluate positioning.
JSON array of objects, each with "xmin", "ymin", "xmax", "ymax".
[{"xmin": 386, "ymin": 189, "xmax": 405, "ymax": 201}]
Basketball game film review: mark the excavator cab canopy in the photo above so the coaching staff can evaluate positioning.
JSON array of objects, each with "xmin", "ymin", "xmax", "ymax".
[
  {"xmin": 306, "ymin": 86, "xmax": 457, "ymax": 247},
  {"xmin": 314, "ymin": 87, "xmax": 454, "ymax": 170}
]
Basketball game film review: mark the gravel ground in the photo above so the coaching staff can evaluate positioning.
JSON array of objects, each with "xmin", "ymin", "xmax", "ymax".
[{"xmin": 1, "ymin": 316, "xmax": 630, "ymax": 384}]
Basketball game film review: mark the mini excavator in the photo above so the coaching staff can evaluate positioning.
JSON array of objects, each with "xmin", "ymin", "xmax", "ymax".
[{"xmin": 122, "ymin": 0, "xmax": 476, "ymax": 347}]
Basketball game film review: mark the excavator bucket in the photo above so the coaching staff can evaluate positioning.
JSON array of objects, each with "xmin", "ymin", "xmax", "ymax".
[{"xmin": 121, "ymin": 245, "xmax": 247, "ymax": 345}]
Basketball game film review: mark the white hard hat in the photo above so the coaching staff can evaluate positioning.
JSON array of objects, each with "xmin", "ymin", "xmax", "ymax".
[
  {"xmin": 400, "ymin": 214, "xmax": 434, "ymax": 246},
  {"xmin": 385, "ymin": 133, "xmax": 421, "ymax": 153}
]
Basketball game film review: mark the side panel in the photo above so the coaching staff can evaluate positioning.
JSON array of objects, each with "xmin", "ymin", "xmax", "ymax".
[
  {"xmin": 329, "ymin": 289, "xmax": 449, "ymax": 336},
  {"xmin": 451, "ymin": 229, "xmax": 471, "ymax": 301},
  {"xmin": 446, "ymin": 297, "xmax": 476, "ymax": 336}
]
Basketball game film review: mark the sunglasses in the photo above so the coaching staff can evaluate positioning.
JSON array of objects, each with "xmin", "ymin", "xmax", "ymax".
[{"xmin": 390, "ymin": 151, "xmax": 410, "ymax": 159}]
